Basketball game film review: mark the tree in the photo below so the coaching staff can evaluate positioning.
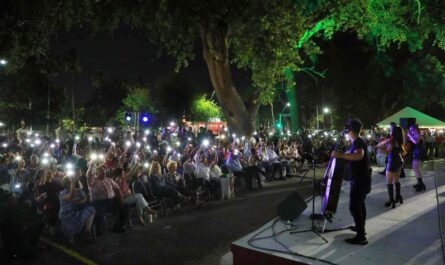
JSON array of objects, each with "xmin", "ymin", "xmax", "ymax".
[
  {"xmin": 84, "ymin": 72, "xmax": 127, "ymax": 126},
  {"xmin": 61, "ymin": 49, "xmax": 83, "ymax": 130},
  {"xmin": 152, "ymin": 74, "xmax": 200, "ymax": 120},
  {"xmin": 114, "ymin": 84, "xmax": 157, "ymax": 126},
  {"xmin": 1, "ymin": 0, "xmax": 445, "ymax": 134},
  {"xmin": 190, "ymin": 94, "xmax": 223, "ymax": 122},
  {"xmin": 0, "ymin": 58, "xmax": 65, "ymax": 130}
]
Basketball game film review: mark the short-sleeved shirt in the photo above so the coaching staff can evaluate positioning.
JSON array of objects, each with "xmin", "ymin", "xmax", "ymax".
[{"xmin": 348, "ymin": 137, "xmax": 369, "ymax": 182}]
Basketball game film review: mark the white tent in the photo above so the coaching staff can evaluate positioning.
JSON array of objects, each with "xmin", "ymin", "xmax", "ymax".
[{"xmin": 377, "ymin": 106, "xmax": 445, "ymax": 128}]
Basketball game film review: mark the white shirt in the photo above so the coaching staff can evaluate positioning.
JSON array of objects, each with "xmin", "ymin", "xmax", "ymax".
[
  {"xmin": 195, "ymin": 162, "xmax": 210, "ymax": 181},
  {"xmin": 209, "ymin": 165, "xmax": 222, "ymax": 181}
]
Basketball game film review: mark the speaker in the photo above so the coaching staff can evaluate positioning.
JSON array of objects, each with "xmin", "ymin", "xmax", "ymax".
[
  {"xmin": 399, "ymin": 118, "xmax": 416, "ymax": 129},
  {"xmin": 277, "ymin": 192, "xmax": 307, "ymax": 222}
]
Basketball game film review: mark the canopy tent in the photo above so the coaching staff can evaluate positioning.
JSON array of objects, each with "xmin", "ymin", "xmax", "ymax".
[{"xmin": 377, "ymin": 106, "xmax": 445, "ymax": 128}]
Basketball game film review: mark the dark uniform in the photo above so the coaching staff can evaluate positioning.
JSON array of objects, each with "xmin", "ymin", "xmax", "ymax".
[{"xmin": 348, "ymin": 137, "xmax": 371, "ymax": 240}]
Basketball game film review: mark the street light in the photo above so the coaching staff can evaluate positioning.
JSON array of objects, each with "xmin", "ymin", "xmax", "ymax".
[{"xmin": 323, "ymin": 107, "xmax": 333, "ymax": 129}]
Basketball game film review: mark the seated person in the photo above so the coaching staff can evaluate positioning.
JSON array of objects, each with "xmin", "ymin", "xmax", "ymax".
[
  {"xmin": 219, "ymin": 165, "xmax": 235, "ymax": 199},
  {"xmin": 87, "ymin": 163, "xmax": 129, "ymax": 234},
  {"xmin": 267, "ymin": 144, "xmax": 285, "ymax": 180},
  {"xmin": 149, "ymin": 162, "xmax": 184, "ymax": 207},
  {"xmin": 113, "ymin": 167, "xmax": 155, "ymax": 225},
  {"xmin": 36, "ymin": 168, "xmax": 63, "ymax": 235},
  {"xmin": 225, "ymin": 149, "xmax": 254, "ymax": 190},
  {"xmin": 193, "ymin": 148, "xmax": 211, "ymax": 189},
  {"xmin": 59, "ymin": 176, "xmax": 95, "ymax": 242}
]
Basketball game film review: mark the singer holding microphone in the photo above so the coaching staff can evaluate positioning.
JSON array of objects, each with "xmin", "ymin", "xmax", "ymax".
[{"xmin": 331, "ymin": 119, "xmax": 371, "ymax": 245}]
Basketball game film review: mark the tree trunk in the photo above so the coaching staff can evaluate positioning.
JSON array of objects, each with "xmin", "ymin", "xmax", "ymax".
[{"xmin": 200, "ymin": 21, "xmax": 258, "ymax": 136}]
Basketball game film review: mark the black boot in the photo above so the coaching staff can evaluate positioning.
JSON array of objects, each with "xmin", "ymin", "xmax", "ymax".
[
  {"xmin": 395, "ymin": 182, "xmax": 403, "ymax": 204},
  {"xmin": 415, "ymin": 178, "xmax": 426, "ymax": 192},
  {"xmin": 385, "ymin": 184, "xmax": 396, "ymax": 208}
]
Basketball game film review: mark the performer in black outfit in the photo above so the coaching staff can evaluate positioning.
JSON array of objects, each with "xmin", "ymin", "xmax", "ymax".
[
  {"xmin": 332, "ymin": 119, "xmax": 370, "ymax": 245},
  {"xmin": 376, "ymin": 125, "xmax": 404, "ymax": 208}
]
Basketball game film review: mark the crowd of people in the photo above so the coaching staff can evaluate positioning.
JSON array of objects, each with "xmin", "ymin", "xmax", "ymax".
[
  {"xmin": 0, "ymin": 122, "xmax": 443, "ymax": 258},
  {"xmin": 0, "ymin": 124, "xmax": 329, "ymax": 260}
]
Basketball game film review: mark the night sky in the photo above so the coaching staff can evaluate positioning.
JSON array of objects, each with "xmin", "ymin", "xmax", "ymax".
[{"xmin": 53, "ymin": 26, "xmax": 250, "ymax": 103}]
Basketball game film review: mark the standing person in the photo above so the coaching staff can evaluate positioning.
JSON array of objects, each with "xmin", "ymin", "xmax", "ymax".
[
  {"xmin": 376, "ymin": 126, "xmax": 404, "ymax": 208},
  {"xmin": 331, "ymin": 119, "xmax": 371, "ymax": 245},
  {"xmin": 407, "ymin": 124, "xmax": 426, "ymax": 191}
]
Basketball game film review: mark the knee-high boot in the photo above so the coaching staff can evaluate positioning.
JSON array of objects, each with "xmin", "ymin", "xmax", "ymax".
[
  {"xmin": 395, "ymin": 182, "xmax": 403, "ymax": 204},
  {"xmin": 385, "ymin": 184, "xmax": 395, "ymax": 208}
]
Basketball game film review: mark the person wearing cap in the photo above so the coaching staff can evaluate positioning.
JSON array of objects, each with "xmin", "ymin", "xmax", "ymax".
[{"xmin": 332, "ymin": 119, "xmax": 371, "ymax": 245}]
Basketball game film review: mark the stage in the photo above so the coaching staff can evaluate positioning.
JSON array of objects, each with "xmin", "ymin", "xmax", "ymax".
[{"xmin": 221, "ymin": 167, "xmax": 445, "ymax": 265}]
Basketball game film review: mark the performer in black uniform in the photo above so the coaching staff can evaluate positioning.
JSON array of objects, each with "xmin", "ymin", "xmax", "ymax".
[
  {"xmin": 376, "ymin": 125, "xmax": 404, "ymax": 208},
  {"xmin": 332, "ymin": 119, "xmax": 370, "ymax": 245}
]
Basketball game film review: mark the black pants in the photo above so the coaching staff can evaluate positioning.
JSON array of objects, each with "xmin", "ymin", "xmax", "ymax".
[
  {"xmin": 244, "ymin": 166, "xmax": 264, "ymax": 189},
  {"xmin": 349, "ymin": 181, "xmax": 368, "ymax": 237},
  {"xmin": 272, "ymin": 162, "xmax": 284, "ymax": 179},
  {"xmin": 92, "ymin": 198, "xmax": 129, "ymax": 232}
]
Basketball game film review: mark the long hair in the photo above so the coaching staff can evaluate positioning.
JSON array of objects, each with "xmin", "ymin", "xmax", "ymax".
[
  {"xmin": 149, "ymin": 162, "xmax": 161, "ymax": 177},
  {"xmin": 391, "ymin": 126, "xmax": 404, "ymax": 148}
]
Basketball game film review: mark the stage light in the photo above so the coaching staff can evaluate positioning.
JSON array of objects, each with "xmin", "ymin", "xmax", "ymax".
[
  {"xmin": 141, "ymin": 114, "xmax": 150, "ymax": 124},
  {"xmin": 202, "ymin": 139, "xmax": 210, "ymax": 147},
  {"xmin": 34, "ymin": 139, "xmax": 41, "ymax": 145},
  {"xmin": 125, "ymin": 141, "xmax": 132, "ymax": 147},
  {"xmin": 166, "ymin": 146, "xmax": 172, "ymax": 153},
  {"xmin": 144, "ymin": 130, "xmax": 150, "ymax": 135},
  {"xmin": 136, "ymin": 142, "xmax": 141, "ymax": 148},
  {"xmin": 170, "ymin": 121, "xmax": 175, "ymax": 127},
  {"xmin": 25, "ymin": 139, "xmax": 31, "ymax": 143}
]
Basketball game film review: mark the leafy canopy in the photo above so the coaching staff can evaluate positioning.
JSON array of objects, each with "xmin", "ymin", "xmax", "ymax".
[
  {"xmin": 191, "ymin": 94, "xmax": 222, "ymax": 122},
  {"xmin": 1, "ymin": 0, "xmax": 444, "ymax": 104}
]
